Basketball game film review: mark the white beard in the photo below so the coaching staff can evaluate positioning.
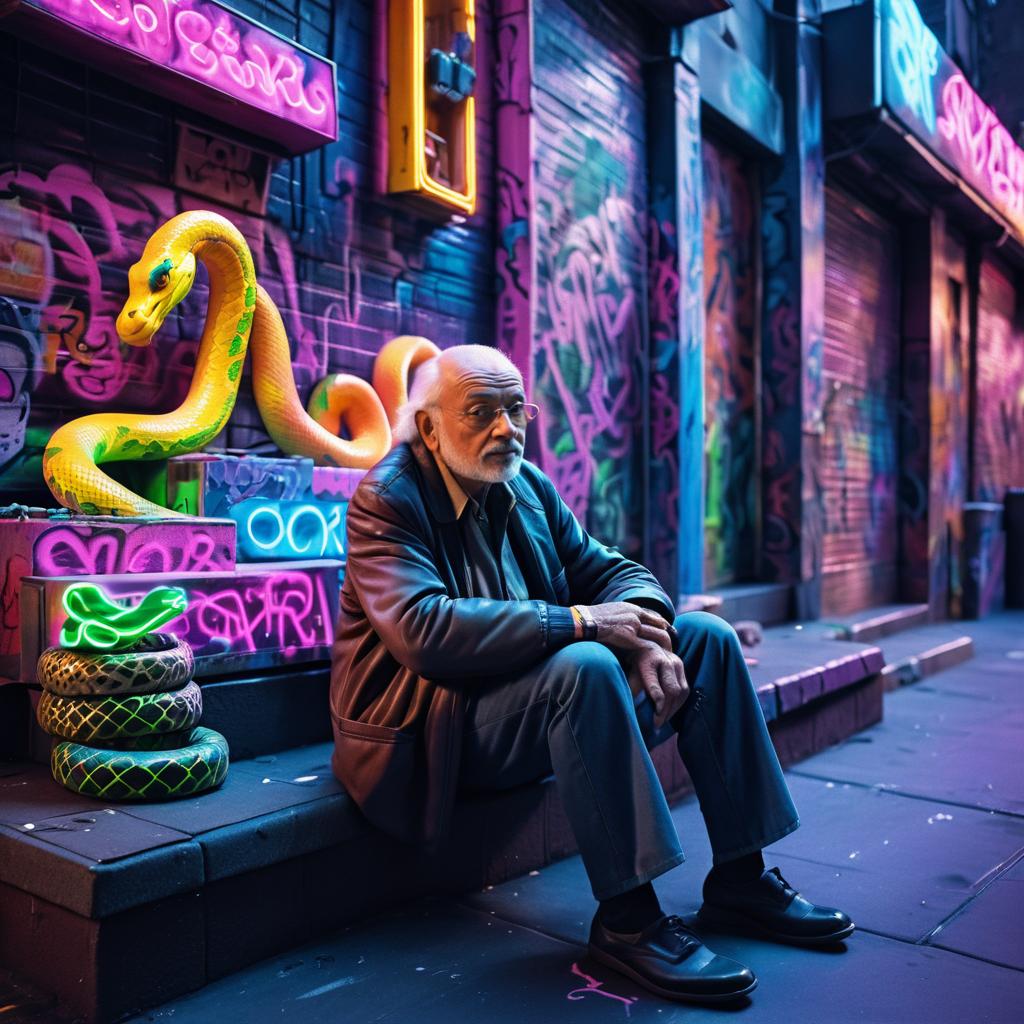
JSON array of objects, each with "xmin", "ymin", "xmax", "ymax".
[{"xmin": 435, "ymin": 420, "xmax": 524, "ymax": 485}]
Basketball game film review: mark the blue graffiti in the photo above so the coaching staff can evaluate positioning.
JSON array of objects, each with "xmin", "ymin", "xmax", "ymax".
[{"xmin": 886, "ymin": 0, "xmax": 940, "ymax": 132}]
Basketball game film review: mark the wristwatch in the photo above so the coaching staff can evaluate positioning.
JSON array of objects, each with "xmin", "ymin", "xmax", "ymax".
[{"xmin": 571, "ymin": 605, "xmax": 598, "ymax": 641}]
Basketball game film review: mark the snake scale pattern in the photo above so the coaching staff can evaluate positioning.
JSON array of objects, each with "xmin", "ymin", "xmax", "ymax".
[
  {"xmin": 39, "ymin": 588, "xmax": 228, "ymax": 800},
  {"xmin": 37, "ymin": 634, "xmax": 194, "ymax": 696},
  {"xmin": 52, "ymin": 727, "xmax": 229, "ymax": 801}
]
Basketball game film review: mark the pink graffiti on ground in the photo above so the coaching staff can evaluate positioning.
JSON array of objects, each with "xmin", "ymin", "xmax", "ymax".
[
  {"xmin": 28, "ymin": 0, "xmax": 334, "ymax": 132},
  {"xmin": 566, "ymin": 961, "xmax": 637, "ymax": 1015}
]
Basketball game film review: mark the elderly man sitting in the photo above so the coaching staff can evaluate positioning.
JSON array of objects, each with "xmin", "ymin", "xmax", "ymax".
[{"xmin": 330, "ymin": 344, "xmax": 853, "ymax": 1004}]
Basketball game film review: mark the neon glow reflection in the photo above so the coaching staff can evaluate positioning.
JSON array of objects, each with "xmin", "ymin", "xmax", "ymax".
[
  {"xmin": 27, "ymin": 0, "xmax": 336, "ymax": 132},
  {"xmin": 60, "ymin": 582, "xmax": 188, "ymax": 650},
  {"xmin": 236, "ymin": 500, "xmax": 347, "ymax": 561}
]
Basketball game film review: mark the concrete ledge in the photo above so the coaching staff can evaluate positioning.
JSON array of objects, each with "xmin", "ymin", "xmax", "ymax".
[
  {"xmin": 709, "ymin": 582, "xmax": 794, "ymax": 627},
  {"xmin": 824, "ymin": 603, "xmax": 931, "ymax": 642},
  {"xmin": 0, "ymin": 644, "xmax": 884, "ymax": 1023},
  {"xmin": 881, "ymin": 635, "xmax": 975, "ymax": 691}
]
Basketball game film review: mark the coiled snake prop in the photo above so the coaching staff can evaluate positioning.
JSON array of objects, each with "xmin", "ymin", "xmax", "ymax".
[
  {"xmin": 38, "ymin": 584, "xmax": 228, "ymax": 800},
  {"xmin": 42, "ymin": 209, "xmax": 439, "ymax": 517}
]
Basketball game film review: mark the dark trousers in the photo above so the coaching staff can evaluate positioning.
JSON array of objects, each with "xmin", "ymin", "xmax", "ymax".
[{"xmin": 456, "ymin": 612, "xmax": 800, "ymax": 900}]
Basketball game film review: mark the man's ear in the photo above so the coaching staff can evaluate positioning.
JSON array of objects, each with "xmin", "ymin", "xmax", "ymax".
[{"xmin": 416, "ymin": 408, "xmax": 439, "ymax": 452}]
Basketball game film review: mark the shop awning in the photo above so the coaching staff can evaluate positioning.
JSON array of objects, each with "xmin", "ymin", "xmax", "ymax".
[{"xmin": 823, "ymin": 0, "xmax": 1024, "ymax": 253}]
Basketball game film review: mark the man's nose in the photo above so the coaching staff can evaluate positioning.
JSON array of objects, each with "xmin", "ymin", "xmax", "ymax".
[{"xmin": 491, "ymin": 409, "xmax": 516, "ymax": 437}]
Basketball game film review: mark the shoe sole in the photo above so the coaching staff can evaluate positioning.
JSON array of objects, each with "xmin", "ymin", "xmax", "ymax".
[
  {"xmin": 587, "ymin": 943, "xmax": 758, "ymax": 1005},
  {"xmin": 697, "ymin": 904, "xmax": 856, "ymax": 946}
]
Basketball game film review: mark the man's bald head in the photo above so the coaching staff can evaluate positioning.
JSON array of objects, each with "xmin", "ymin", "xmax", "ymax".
[
  {"xmin": 391, "ymin": 343, "xmax": 530, "ymax": 494},
  {"xmin": 392, "ymin": 344, "xmax": 524, "ymax": 445}
]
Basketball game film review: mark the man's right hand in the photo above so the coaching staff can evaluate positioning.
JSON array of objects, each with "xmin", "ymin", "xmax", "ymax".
[{"xmin": 575, "ymin": 602, "xmax": 674, "ymax": 652}]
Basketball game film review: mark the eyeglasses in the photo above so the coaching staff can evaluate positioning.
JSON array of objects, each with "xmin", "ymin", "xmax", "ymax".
[{"xmin": 442, "ymin": 401, "xmax": 540, "ymax": 430}]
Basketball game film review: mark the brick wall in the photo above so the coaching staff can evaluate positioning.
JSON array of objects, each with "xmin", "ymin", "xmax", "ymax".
[{"xmin": 0, "ymin": 0, "xmax": 496, "ymax": 501}]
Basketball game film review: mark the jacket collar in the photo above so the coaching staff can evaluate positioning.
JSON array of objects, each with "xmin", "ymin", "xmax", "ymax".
[{"xmin": 410, "ymin": 438, "xmax": 520, "ymax": 523}]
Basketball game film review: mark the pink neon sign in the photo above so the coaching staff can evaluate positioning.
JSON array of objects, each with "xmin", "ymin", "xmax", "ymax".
[
  {"xmin": 10, "ymin": 0, "xmax": 337, "ymax": 152},
  {"xmin": 937, "ymin": 74, "xmax": 1024, "ymax": 229}
]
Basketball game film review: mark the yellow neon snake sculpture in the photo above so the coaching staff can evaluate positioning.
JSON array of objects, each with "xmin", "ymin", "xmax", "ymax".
[{"xmin": 42, "ymin": 211, "xmax": 437, "ymax": 517}]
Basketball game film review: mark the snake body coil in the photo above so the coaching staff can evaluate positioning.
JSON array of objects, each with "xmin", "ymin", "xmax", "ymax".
[
  {"xmin": 52, "ymin": 727, "xmax": 229, "ymax": 801},
  {"xmin": 38, "ymin": 588, "xmax": 227, "ymax": 801},
  {"xmin": 37, "ymin": 680, "xmax": 203, "ymax": 744},
  {"xmin": 37, "ymin": 634, "xmax": 194, "ymax": 696}
]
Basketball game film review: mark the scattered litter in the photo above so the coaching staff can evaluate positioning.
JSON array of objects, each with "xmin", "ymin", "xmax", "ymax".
[
  {"xmin": 262, "ymin": 778, "xmax": 271, "ymax": 784},
  {"xmin": 848, "ymin": 851, "xmax": 859, "ymax": 859},
  {"xmin": 484, "ymin": 885, "xmax": 494, "ymax": 891},
  {"xmin": 529, "ymin": 870, "xmax": 540, "ymax": 876},
  {"xmin": 22, "ymin": 823, "xmax": 34, "ymax": 830},
  {"xmin": 883, "ymin": 840, "xmax": 890, "ymax": 845},
  {"xmin": 416, "ymin": 967, "xmax": 425, "ymax": 972},
  {"xmin": 825, "ymin": 782, "xmax": 835, "ymax": 789},
  {"xmin": 293, "ymin": 775, "xmax": 318, "ymax": 783}
]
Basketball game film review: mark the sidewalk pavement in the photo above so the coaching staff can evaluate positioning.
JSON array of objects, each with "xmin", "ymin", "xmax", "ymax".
[{"xmin": 9, "ymin": 612, "xmax": 1024, "ymax": 1023}]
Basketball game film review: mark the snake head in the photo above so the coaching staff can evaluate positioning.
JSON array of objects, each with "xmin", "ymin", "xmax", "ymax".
[{"xmin": 116, "ymin": 251, "xmax": 197, "ymax": 346}]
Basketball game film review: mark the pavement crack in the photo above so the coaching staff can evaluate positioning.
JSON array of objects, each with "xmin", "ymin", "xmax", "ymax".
[{"xmin": 787, "ymin": 769, "xmax": 1024, "ymax": 818}]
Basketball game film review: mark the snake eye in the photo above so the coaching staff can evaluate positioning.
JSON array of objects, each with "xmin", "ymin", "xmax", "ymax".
[{"xmin": 148, "ymin": 259, "xmax": 174, "ymax": 291}]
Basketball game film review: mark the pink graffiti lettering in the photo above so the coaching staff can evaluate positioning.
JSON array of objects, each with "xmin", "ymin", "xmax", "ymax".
[
  {"xmin": 937, "ymin": 73, "xmax": 1024, "ymax": 229},
  {"xmin": 32, "ymin": 0, "xmax": 334, "ymax": 132},
  {"xmin": 31, "ymin": 525, "xmax": 232, "ymax": 577},
  {"xmin": 182, "ymin": 571, "xmax": 334, "ymax": 652}
]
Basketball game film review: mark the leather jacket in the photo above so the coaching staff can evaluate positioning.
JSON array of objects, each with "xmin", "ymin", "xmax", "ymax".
[{"xmin": 329, "ymin": 438, "xmax": 675, "ymax": 849}]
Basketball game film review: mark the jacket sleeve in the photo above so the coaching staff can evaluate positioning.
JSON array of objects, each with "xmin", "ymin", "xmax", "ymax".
[
  {"xmin": 344, "ymin": 482, "xmax": 577, "ymax": 679},
  {"xmin": 536, "ymin": 471, "xmax": 676, "ymax": 625}
]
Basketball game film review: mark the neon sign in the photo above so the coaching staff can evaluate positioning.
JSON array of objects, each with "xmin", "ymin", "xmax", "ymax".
[
  {"xmin": 882, "ymin": 0, "xmax": 1024, "ymax": 239},
  {"xmin": 60, "ymin": 582, "xmax": 188, "ymax": 650},
  {"xmin": 235, "ymin": 498, "xmax": 347, "ymax": 562},
  {"xmin": 7, "ymin": 0, "xmax": 338, "ymax": 153}
]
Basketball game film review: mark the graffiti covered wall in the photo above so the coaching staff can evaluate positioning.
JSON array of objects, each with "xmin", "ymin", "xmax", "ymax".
[
  {"xmin": 974, "ymin": 257, "xmax": 1024, "ymax": 503},
  {"xmin": 702, "ymin": 135, "xmax": 758, "ymax": 588},
  {"xmin": 0, "ymin": 0, "xmax": 497, "ymax": 503},
  {"xmin": 531, "ymin": 0, "xmax": 650, "ymax": 559}
]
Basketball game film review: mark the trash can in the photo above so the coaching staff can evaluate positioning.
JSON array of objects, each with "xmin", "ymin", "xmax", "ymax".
[
  {"xmin": 1007, "ymin": 489, "xmax": 1024, "ymax": 609},
  {"xmin": 962, "ymin": 502, "xmax": 1005, "ymax": 619}
]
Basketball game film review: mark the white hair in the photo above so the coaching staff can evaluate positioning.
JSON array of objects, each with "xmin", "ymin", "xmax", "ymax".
[
  {"xmin": 392, "ymin": 357, "xmax": 444, "ymax": 445},
  {"xmin": 390, "ymin": 345, "xmax": 523, "ymax": 446}
]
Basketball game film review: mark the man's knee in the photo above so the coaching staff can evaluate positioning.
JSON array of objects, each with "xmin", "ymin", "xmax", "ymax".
[
  {"xmin": 546, "ymin": 641, "xmax": 630, "ymax": 705},
  {"xmin": 672, "ymin": 610, "xmax": 742, "ymax": 656}
]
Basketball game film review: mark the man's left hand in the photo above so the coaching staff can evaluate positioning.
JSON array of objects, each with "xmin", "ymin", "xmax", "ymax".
[{"xmin": 626, "ymin": 641, "xmax": 689, "ymax": 728}]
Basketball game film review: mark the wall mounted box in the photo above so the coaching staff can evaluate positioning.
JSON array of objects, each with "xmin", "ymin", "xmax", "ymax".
[{"xmin": 388, "ymin": 0, "xmax": 477, "ymax": 214}]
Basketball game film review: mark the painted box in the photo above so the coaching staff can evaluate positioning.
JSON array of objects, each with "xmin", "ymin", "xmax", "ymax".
[
  {"xmin": 166, "ymin": 454, "xmax": 365, "ymax": 517},
  {"xmin": 0, "ymin": 512, "xmax": 236, "ymax": 680},
  {"xmin": 19, "ymin": 560, "xmax": 341, "ymax": 682}
]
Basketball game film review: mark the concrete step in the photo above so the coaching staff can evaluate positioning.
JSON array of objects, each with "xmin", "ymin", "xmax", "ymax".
[
  {"xmin": 822, "ymin": 603, "xmax": 931, "ymax": 642},
  {"xmin": 875, "ymin": 624, "xmax": 976, "ymax": 691},
  {"xmin": 708, "ymin": 582, "xmax": 794, "ymax": 627}
]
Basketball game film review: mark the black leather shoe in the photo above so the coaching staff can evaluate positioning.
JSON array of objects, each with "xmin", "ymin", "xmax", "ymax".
[
  {"xmin": 588, "ymin": 912, "xmax": 757, "ymax": 1004},
  {"xmin": 698, "ymin": 865, "xmax": 855, "ymax": 946}
]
